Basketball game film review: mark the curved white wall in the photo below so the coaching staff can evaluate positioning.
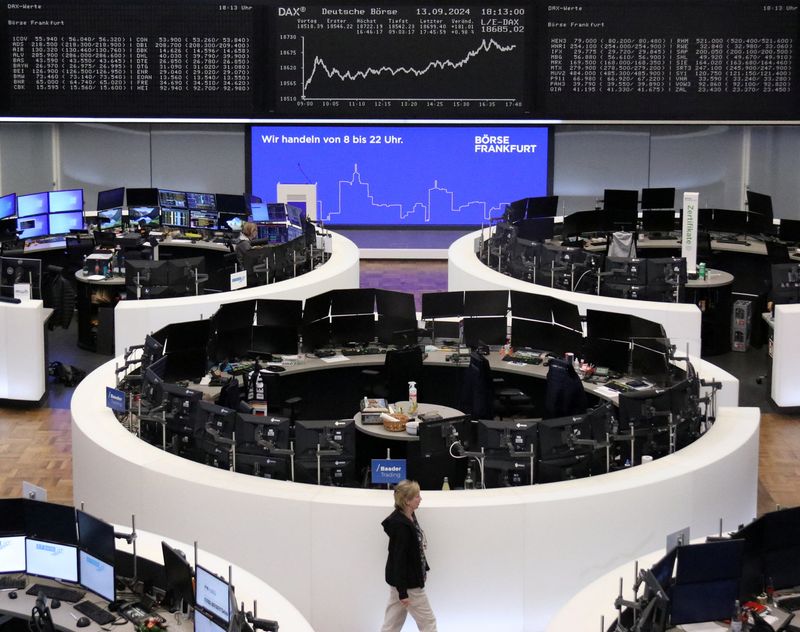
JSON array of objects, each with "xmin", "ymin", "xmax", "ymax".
[
  {"xmin": 72, "ymin": 360, "xmax": 757, "ymax": 632},
  {"xmin": 0, "ymin": 299, "xmax": 47, "ymax": 401},
  {"xmin": 113, "ymin": 232, "xmax": 359, "ymax": 355},
  {"xmin": 448, "ymin": 230, "xmax": 703, "ymax": 358}
]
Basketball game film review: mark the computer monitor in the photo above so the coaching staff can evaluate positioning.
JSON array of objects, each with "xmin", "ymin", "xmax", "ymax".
[
  {"xmin": 169, "ymin": 257, "xmax": 206, "ymax": 296},
  {"xmin": 551, "ymin": 299, "xmax": 582, "ymax": 332},
  {"xmin": 330, "ymin": 314, "xmax": 376, "ymax": 345},
  {"xmin": 286, "ymin": 204, "xmax": 304, "ymax": 224},
  {"xmin": 604, "ymin": 257, "xmax": 647, "ymax": 286},
  {"xmin": 606, "ymin": 208, "xmax": 638, "ymax": 232},
  {"xmin": 582, "ymin": 337, "xmax": 630, "ymax": 375},
  {"xmin": 516, "ymin": 217, "xmax": 555, "ymax": 242},
  {"xmin": 79, "ymin": 550, "xmax": 116, "ymax": 602},
  {"xmin": 585, "ymin": 309, "xmax": 664, "ymax": 341},
  {"xmin": 603, "ymin": 189, "xmax": 638, "ymax": 213},
  {"xmin": 0, "ymin": 535, "xmax": 26, "ymax": 574},
  {"xmin": 216, "ymin": 193, "xmax": 247, "ymax": 214},
  {"xmin": 463, "ymin": 290, "xmax": 508, "ymax": 316},
  {"xmin": 218, "ymin": 212, "xmax": 246, "ymax": 232},
  {"xmin": 294, "ymin": 419, "xmax": 355, "ymax": 458},
  {"xmin": 161, "ymin": 208, "xmax": 190, "ymax": 229},
  {"xmin": 640, "ymin": 187, "xmax": 675, "ymax": 210},
  {"xmin": 477, "ymin": 419, "xmax": 537, "ymax": 455},
  {"xmin": 536, "ymin": 414, "xmax": 593, "ymax": 483},
  {"xmin": 195, "ymin": 607, "xmax": 227, "ymax": 632},
  {"xmin": 746, "ymin": 190, "xmax": 773, "ymax": 221},
  {"xmin": 26, "ymin": 538, "xmax": 79, "ymax": 583},
  {"xmin": 1, "ymin": 257, "xmax": 43, "ymax": 299},
  {"xmin": 16, "ymin": 213, "xmax": 48, "ymax": 239},
  {"xmin": 670, "ymin": 540, "xmax": 744, "ymax": 625},
  {"xmin": 562, "ymin": 210, "xmax": 606, "ymax": 238},
  {"xmin": 267, "ymin": 203, "xmax": 288, "ymax": 222},
  {"xmin": 126, "ymin": 188, "xmax": 158, "ymax": 207},
  {"xmin": 330, "ymin": 288, "xmax": 375, "ymax": 315},
  {"xmin": 18, "ymin": 192, "xmax": 49, "ymax": 217},
  {"xmin": 128, "ymin": 205, "xmax": 161, "ymax": 228},
  {"xmin": 24, "ymin": 500, "xmax": 77, "ymax": 544},
  {"xmin": 303, "ymin": 292, "xmax": 333, "ymax": 324},
  {"xmin": 97, "ymin": 187, "xmax": 124, "ymax": 211},
  {"xmin": 49, "ymin": 210, "xmax": 84, "ymax": 234},
  {"xmin": 418, "ymin": 415, "xmax": 470, "ymax": 459},
  {"xmin": 462, "ymin": 317, "xmax": 507, "ymax": 348},
  {"xmin": 77, "ymin": 510, "xmax": 115, "ymax": 564},
  {"xmin": 375, "ymin": 289, "xmax": 416, "ymax": 321},
  {"xmin": 49, "ymin": 189, "xmax": 83, "ymax": 213},
  {"xmin": 0, "ymin": 498, "xmax": 26, "ymax": 536},
  {"xmin": 771, "ymin": 263, "xmax": 800, "ymax": 304},
  {"xmin": 142, "ymin": 356, "xmax": 167, "ymax": 407},
  {"xmin": 161, "ymin": 541, "xmax": 194, "ymax": 611},
  {"xmin": 511, "ymin": 318, "xmax": 556, "ymax": 351},
  {"xmin": 97, "ymin": 207, "xmax": 123, "ymax": 231},
  {"xmin": 190, "ymin": 209, "xmax": 219, "ymax": 230},
  {"xmin": 0, "ymin": 192, "xmax": 16, "ymax": 220},
  {"xmin": 712, "ymin": 209, "xmax": 749, "ymax": 235},
  {"xmin": 214, "ymin": 300, "xmax": 256, "ymax": 332},
  {"xmin": 251, "ymin": 323, "xmax": 300, "ymax": 355},
  {"xmin": 159, "ymin": 189, "xmax": 187, "ymax": 209},
  {"xmin": 509, "ymin": 291, "xmax": 553, "ymax": 322},
  {"xmin": 125, "ymin": 259, "xmax": 171, "ymax": 296},
  {"xmin": 641, "ymin": 210, "xmax": 677, "ymax": 234},
  {"xmin": 235, "ymin": 414, "xmax": 291, "ymax": 452},
  {"xmin": 195, "ymin": 565, "xmax": 231, "ymax": 623},
  {"xmin": 779, "ymin": 218, "xmax": 800, "ymax": 243},
  {"xmin": 186, "ymin": 192, "xmax": 216, "ymax": 211},
  {"xmin": 250, "ymin": 202, "xmax": 268, "ymax": 222},
  {"xmin": 526, "ymin": 195, "xmax": 559, "ymax": 219},
  {"xmin": 617, "ymin": 387, "xmax": 673, "ymax": 427},
  {"xmin": 421, "ymin": 291, "xmax": 463, "ymax": 319}
]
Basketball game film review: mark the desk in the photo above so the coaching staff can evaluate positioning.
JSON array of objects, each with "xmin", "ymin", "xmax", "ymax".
[
  {"xmin": 0, "ymin": 528, "xmax": 312, "ymax": 632},
  {"xmin": 73, "ymin": 352, "xmax": 747, "ymax": 632},
  {"xmin": 74, "ymin": 272, "xmax": 126, "ymax": 354},
  {"xmin": 113, "ymin": 231, "xmax": 359, "ymax": 356},
  {"xmin": 354, "ymin": 402, "xmax": 464, "ymax": 442},
  {"xmin": 769, "ymin": 304, "xmax": 800, "ymax": 407},
  {"xmin": 685, "ymin": 269, "xmax": 735, "ymax": 356}
]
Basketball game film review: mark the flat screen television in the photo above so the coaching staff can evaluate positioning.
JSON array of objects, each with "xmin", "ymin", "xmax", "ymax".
[
  {"xmin": 49, "ymin": 189, "xmax": 83, "ymax": 213},
  {"xmin": 250, "ymin": 125, "xmax": 551, "ymax": 226},
  {"xmin": 0, "ymin": 193, "xmax": 16, "ymax": 220},
  {"xmin": 17, "ymin": 192, "xmax": 48, "ymax": 217}
]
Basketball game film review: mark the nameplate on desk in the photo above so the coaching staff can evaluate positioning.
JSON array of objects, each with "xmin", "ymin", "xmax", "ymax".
[
  {"xmin": 230, "ymin": 270, "xmax": 247, "ymax": 290},
  {"xmin": 371, "ymin": 459, "xmax": 407, "ymax": 485},
  {"xmin": 13, "ymin": 283, "xmax": 31, "ymax": 301},
  {"xmin": 106, "ymin": 386, "xmax": 127, "ymax": 412}
]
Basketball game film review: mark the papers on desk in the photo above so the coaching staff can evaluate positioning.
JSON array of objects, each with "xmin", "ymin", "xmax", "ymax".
[
  {"xmin": 679, "ymin": 623, "xmax": 724, "ymax": 631},
  {"xmin": 319, "ymin": 354, "xmax": 349, "ymax": 364},
  {"xmin": 593, "ymin": 386, "xmax": 621, "ymax": 401},
  {"xmin": 85, "ymin": 275, "xmax": 106, "ymax": 281}
]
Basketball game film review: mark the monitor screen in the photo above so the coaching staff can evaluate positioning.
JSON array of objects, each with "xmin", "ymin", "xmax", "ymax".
[
  {"xmin": 267, "ymin": 203, "xmax": 287, "ymax": 222},
  {"xmin": 16, "ymin": 213, "xmax": 49, "ymax": 239},
  {"xmin": 79, "ymin": 550, "xmax": 116, "ymax": 602},
  {"xmin": 603, "ymin": 189, "xmax": 638, "ymax": 212},
  {"xmin": 641, "ymin": 210, "xmax": 676, "ymax": 233},
  {"xmin": 126, "ymin": 188, "xmax": 159, "ymax": 207},
  {"xmin": 216, "ymin": 194, "xmax": 247, "ymax": 214},
  {"xmin": 0, "ymin": 535, "xmax": 26, "ymax": 573},
  {"xmin": 294, "ymin": 419, "xmax": 355, "ymax": 458},
  {"xmin": 256, "ymin": 298, "xmax": 303, "ymax": 327},
  {"xmin": 418, "ymin": 415, "xmax": 470, "ymax": 458},
  {"xmin": 49, "ymin": 210, "xmax": 84, "ymax": 234},
  {"xmin": 162, "ymin": 208, "xmax": 190, "ymax": 228},
  {"xmin": 97, "ymin": 207, "xmax": 123, "ymax": 230},
  {"xmin": 25, "ymin": 501, "xmax": 77, "ymax": 544},
  {"xmin": 17, "ymin": 192, "xmax": 48, "ymax": 218},
  {"xmin": 421, "ymin": 291, "xmax": 464, "ymax": 320},
  {"xmin": 49, "ymin": 189, "xmax": 83, "ymax": 213},
  {"xmin": 159, "ymin": 189, "xmax": 188, "ymax": 209},
  {"xmin": 0, "ymin": 193, "xmax": 16, "ymax": 220},
  {"xmin": 330, "ymin": 288, "xmax": 375, "ymax": 315},
  {"xmin": 162, "ymin": 541, "xmax": 194, "ymax": 608},
  {"xmin": 77, "ymin": 510, "xmax": 115, "ymax": 565},
  {"xmin": 0, "ymin": 498, "xmax": 26, "ymax": 535},
  {"xmin": 195, "ymin": 608, "xmax": 227, "ymax": 632},
  {"xmin": 26, "ymin": 538, "xmax": 78, "ymax": 583},
  {"xmin": 186, "ymin": 192, "xmax": 216, "ymax": 211},
  {"xmin": 251, "ymin": 125, "xmax": 551, "ymax": 226},
  {"xmin": 746, "ymin": 190, "xmax": 773, "ymax": 221},
  {"xmin": 97, "ymin": 187, "xmax": 125, "ymax": 211},
  {"xmin": 129, "ymin": 206, "xmax": 161, "ymax": 228},
  {"xmin": 640, "ymin": 187, "xmax": 675, "ymax": 210},
  {"xmin": 779, "ymin": 218, "xmax": 800, "ymax": 243},
  {"xmin": 463, "ymin": 317, "xmax": 506, "ymax": 347},
  {"xmin": 250, "ymin": 202, "xmax": 268, "ymax": 222},
  {"xmin": 463, "ymin": 290, "xmax": 508, "ymax": 317},
  {"xmin": 190, "ymin": 210, "xmax": 219, "ymax": 230},
  {"xmin": 218, "ymin": 212, "xmax": 245, "ymax": 232},
  {"xmin": 195, "ymin": 565, "xmax": 230, "ymax": 623},
  {"xmin": 713, "ymin": 209, "xmax": 748, "ymax": 234}
]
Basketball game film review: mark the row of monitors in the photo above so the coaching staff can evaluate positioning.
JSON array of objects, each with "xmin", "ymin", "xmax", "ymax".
[
  {"xmin": 101, "ymin": 187, "xmax": 248, "ymax": 215},
  {"xmin": 0, "ymin": 189, "xmax": 84, "ymax": 220},
  {"xmin": 617, "ymin": 507, "xmax": 800, "ymax": 629},
  {"xmin": 0, "ymin": 499, "xmax": 234, "ymax": 628},
  {"xmin": 589, "ymin": 188, "xmax": 772, "ymax": 218}
]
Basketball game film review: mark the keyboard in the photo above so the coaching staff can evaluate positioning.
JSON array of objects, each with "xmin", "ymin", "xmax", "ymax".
[
  {"xmin": 503, "ymin": 354, "xmax": 542, "ymax": 365},
  {"xmin": 777, "ymin": 595, "xmax": 800, "ymax": 612},
  {"xmin": 26, "ymin": 583, "xmax": 86, "ymax": 602},
  {"xmin": 0, "ymin": 575, "xmax": 26, "ymax": 589},
  {"xmin": 74, "ymin": 600, "xmax": 117, "ymax": 625},
  {"xmin": 119, "ymin": 603, "xmax": 166, "ymax": 626}
]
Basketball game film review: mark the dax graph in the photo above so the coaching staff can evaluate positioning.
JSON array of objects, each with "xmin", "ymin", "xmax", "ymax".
[{"xmin": 273, "ymin": 5, "xmax": 529, "ymax": 116}]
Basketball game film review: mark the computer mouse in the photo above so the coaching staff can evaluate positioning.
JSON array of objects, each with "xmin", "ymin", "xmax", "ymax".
[
  {"xmin": 8, "ymin": 591, "xmax": 17, "ymax": 599},
  {"xmin": 77, "ymin": 616, "xmax": 91, "ymax": 628},
  {"xmin": 50, "ymin": 598, "xmax": 61, "ymax": 609}
]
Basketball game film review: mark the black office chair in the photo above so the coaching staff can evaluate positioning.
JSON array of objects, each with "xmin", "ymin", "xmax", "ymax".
[
  {"xmin": 766, "ymin": 240, "xmax": 791, "ymax": 264},
  {"xmin": 362, "ymin": 346, "xmax": 425, "ymax": 403},
  {"xmin": 544, "ymin": 358, "xmax": 587, "ymax": 419},
  {"xmin": 459, "ymin": 351, "xmax": 535, "ymax": 420}
]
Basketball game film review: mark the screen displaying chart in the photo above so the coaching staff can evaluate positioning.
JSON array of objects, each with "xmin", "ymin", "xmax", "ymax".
[
  {"xmin": 250, "ymin": 125, "xmax": 550, "ymax": 226},
  {"xmin": 272, "ymin": 5, "xmax": 529, "ymax": 117}
]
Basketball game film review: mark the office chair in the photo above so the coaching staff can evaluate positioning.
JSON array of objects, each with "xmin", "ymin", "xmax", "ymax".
[
  {"xmin": 606, "ymin": 230, "xmax": 638, "ymax": 259},
  {"xmin": 766, "ymin": 240, "xmax": 791, "ymax": 264},
  {"xmin": 459, "ymin": 351, "xmax": 534, "ymax": 420},
  {"xmin": 544, "ymin": 358, "xmax": 587, "ymax": 419},
  {"xmin": 385, "ymin": 346, "xmax": 424, "ymax": 403}
]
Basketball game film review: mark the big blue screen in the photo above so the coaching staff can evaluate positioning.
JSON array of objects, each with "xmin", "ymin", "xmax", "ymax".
[
  {"xmin": 17, "ymin": 192, "xmax": 48, "ymax": 218},
  {"xmin": 49, "ymin": 211, "xmax": 84, "ymax": 234},
  {"xmin": 0, "ymin": 193, "xmax": 16, "ymax": 220},
  {"xmin": 49, "ymin": 189, "xmax": 83, "ymax": 213},
  {"xmin": 250, "ymin": 125, "xmax": 550, "ymax": 226}
]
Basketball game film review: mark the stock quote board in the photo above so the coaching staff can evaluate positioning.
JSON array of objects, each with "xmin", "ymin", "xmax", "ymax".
[{"xmin": 0, "ymin": 1, "xmax": 798, "ymax": 120}]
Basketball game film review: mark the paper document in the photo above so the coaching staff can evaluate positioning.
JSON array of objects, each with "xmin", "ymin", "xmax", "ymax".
[{"xmin": 319, "ymin": 354, "xmax": 350, "ymax": 364}]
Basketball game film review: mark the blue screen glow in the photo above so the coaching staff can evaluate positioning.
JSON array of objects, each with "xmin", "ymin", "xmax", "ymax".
[
  {"xmin": 250, "ymin": 125, "xmax": 550, "ymax": 226},
  {"xmin": 0, "ymin": 193, "xmax": 16, "ymax": 220},
  {"xmin": 49, "ymin": 211, "xmax": 84, "ymax": 234},
  {"xmin": 18, "ymin": 192, "xmax": 48, "ymax": 218},
  {"xmin": 17, "ymin": 213, "xmax": 48, "ymax": 239},
  {"xmin": 49, "ymin": 189, "xmax": 83, "ymax": 213}
]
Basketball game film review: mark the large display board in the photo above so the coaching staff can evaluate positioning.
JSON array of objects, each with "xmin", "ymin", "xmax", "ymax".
[
  {"xmin": 0, "ymin": 0, "xmax": 797, "ymax": 120},
  {"xmin": 249, "ymin": 124, "xmax": 550, "ymax": 225}
]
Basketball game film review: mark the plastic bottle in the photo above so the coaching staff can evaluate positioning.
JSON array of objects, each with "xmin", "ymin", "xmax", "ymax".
[
  {"xmin": 698, "ymin": 262, "xmax": 707, "ymax": 280},
  {"xmin": 441, "ymin": 476, "xmax": 451, "ymax": 491},
  {"xmin": 408, "ymin": 381, "xmax": 418, "ymax": 413},
  {"xmin": 729, "ymin": 600, "xmax": 743, "ymax": 632},
  {"xmin": 464, "ymin": 466, "xmax": 474, "ymax": 490}
]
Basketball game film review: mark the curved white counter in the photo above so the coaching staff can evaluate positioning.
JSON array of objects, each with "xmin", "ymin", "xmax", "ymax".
[
  {"xmin": 72, "ymin": 358, "xmax": 757, "ymax": 632},
  {"xmin": 448, "ymin": 231, "xmax": 703, "ymax": 358},
  {"xmin": 113, "ymin": 232, "xmax": 360, "ymax": 355}
]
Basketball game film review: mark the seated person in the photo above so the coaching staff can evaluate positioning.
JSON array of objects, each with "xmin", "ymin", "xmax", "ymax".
[{"xmin": 236, "ymin": 222, "xmax": 258, "ymax": 268}]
